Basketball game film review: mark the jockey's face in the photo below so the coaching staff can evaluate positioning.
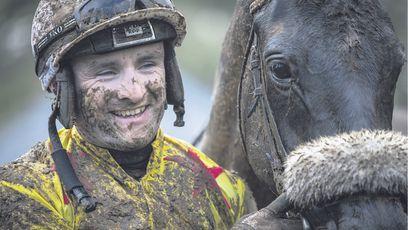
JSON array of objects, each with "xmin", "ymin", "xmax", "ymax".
[{"xmin": 71, "ymin": 42, "xmax": 166, "ymax": 151}]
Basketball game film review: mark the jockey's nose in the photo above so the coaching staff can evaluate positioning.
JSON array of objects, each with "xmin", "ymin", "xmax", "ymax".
[{"xmin": 116, "ymin": 67, "xmax": 147, "ymax": 104}]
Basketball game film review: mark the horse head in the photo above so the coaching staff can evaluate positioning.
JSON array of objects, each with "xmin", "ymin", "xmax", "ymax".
[{"xmin": 239, "ymin": 0, "xmax": 405, "ymax": 196}]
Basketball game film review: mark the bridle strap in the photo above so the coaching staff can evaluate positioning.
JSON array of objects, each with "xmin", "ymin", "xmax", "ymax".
[
  {"xmin": 238, "ymin": 24, "xmax": 256, "ymax": 158},
  {"xmin": 254, "ymin": 34, "xmax": 286, "ymax": 171},
  {"xmin": 257, "ymin": 38, "xmax": 288, "ymax": 160},
  {"xmin": 238, "ymin": 23, "xmax": 287, "ymax": 187}
]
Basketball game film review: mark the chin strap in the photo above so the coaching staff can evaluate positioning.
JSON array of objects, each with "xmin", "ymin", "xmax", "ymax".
[{"xmin": 48, "ymin": 103, "xmax": 97, "ymax": 213}]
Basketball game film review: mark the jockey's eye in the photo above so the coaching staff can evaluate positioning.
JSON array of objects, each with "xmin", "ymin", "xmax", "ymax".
[{"xmin": 271, "ymin": 62, "xmax": 291, "ymax": 80}]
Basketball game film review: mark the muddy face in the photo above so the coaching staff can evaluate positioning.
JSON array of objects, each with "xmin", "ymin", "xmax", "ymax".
[{"xmin": 70, "ymin": 42, "xmax": 166, "ymax": 151}]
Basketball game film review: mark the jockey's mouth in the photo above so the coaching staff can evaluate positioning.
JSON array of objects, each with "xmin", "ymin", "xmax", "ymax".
[
  {"xmin": 110, "ymin": 104, "xmax": 153, "ymax": 127},
  {"xmin": 111, "ymin": 105, "xmax": 149, "ymax": 118}
]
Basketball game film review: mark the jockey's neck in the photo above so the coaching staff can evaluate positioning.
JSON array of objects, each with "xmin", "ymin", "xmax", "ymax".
[{"xmin": 109, "ymin": 143, "xmax": 153, "ymax": 180}]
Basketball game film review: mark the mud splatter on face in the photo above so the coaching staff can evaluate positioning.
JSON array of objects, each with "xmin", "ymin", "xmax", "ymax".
[{"xmin": 71, "ymin": 42, "xmax": 166, "ymax": 151}]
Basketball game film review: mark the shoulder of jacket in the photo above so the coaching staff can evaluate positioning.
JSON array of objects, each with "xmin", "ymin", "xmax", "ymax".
[
  {"xmin": 14, "ymin": 141, "xmax": 51, "ymax": 165},
  {"xmin": 163, "ymin": 134, "xmax": 220, "ymax": 169},
  {"xmin": 0, "ymin": 141, "xmax": 54, "ymax": 189},
  {"xmin": 0, "ymin": 175, "xmax": 70, "ymax": 229},
  {"xmin": 0, "ymin": 161, "xmax": 53, "ymax": 185}
]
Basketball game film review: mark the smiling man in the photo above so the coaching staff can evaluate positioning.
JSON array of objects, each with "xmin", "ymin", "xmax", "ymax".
[
  {"xmin": 72, "ymin": 43, "xmax": 167, "ymax": 154},
  {"xmin": 0, "ymin": 0, "xmax": 249, "ymax": 228}
]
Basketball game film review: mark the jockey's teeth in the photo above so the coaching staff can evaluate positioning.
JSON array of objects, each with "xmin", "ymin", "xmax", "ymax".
[{"xmin": 114, "ymin": 106, "xmax": 146, "ymax": 117}]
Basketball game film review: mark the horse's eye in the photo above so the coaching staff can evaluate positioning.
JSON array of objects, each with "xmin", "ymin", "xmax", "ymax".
[{"xmin": 271, "ymin": 62, "xmax": 291, "ymax": 80}]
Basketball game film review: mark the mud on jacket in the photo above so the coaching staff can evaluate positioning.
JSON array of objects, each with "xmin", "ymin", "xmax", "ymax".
[{"xmin": 0, "ymin": 128, "xmax": 246, "ymax": 229}]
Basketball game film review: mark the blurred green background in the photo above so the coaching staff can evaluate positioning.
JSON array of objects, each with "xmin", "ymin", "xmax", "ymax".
[{"xmin": 0, "ymin": 0, "xmax": 406, "ymax": 163}]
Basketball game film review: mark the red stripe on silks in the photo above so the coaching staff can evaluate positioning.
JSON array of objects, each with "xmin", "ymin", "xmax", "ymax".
[
  {"xmin": 187, "ymin": 149, "xmax": 231, "ymax": 209},
  {"xmin": 208, "ymin": 166, "xmax": 223, "ymax": 179},
  {"xmin": 186, "ymin": 149, "xmax": 223, "ymax": 179},
  {"xmin": 63, "ymin": 193, "xmax": 70, "ymax": 205}
]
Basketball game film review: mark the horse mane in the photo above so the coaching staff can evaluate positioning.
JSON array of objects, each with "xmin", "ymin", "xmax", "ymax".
[{"xmin": 283, "ymin": 130, "xmax": 407, "ymax": 210}]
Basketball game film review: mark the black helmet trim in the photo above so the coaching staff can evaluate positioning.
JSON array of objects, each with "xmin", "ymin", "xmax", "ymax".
[{"xmin": 63, "ymin": 19, "xmax": 177, "ymax": 60}]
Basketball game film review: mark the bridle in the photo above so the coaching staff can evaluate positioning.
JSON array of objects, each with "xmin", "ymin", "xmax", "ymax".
[
  {"xmin": 238, "ymin": 1, "xmax": 312, "ymax": 185},
  {"xmin": 236, "ymin": 6, "xmax": 311, "ymax": 226},
  {"xmin": 238, "ymin": 23, "xmax": 288, "ymax": 190},
  {"xmin": 238, "ymin": 17, "xmax": 313, "ymax": 190}
]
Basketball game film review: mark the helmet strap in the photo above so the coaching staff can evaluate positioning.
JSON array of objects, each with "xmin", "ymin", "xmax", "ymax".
[
  {"xmin": 55, "ymin": 67, "xmax": 76, "ymax": 128},
  {"xmin": 164, "ymin": 41, "xmax": 185, "ymax": 127}
]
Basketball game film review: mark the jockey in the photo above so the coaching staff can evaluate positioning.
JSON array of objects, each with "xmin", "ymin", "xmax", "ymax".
[{"xmin": 0, "ymin": 0, "xmax": 250, "ymax": 228}]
